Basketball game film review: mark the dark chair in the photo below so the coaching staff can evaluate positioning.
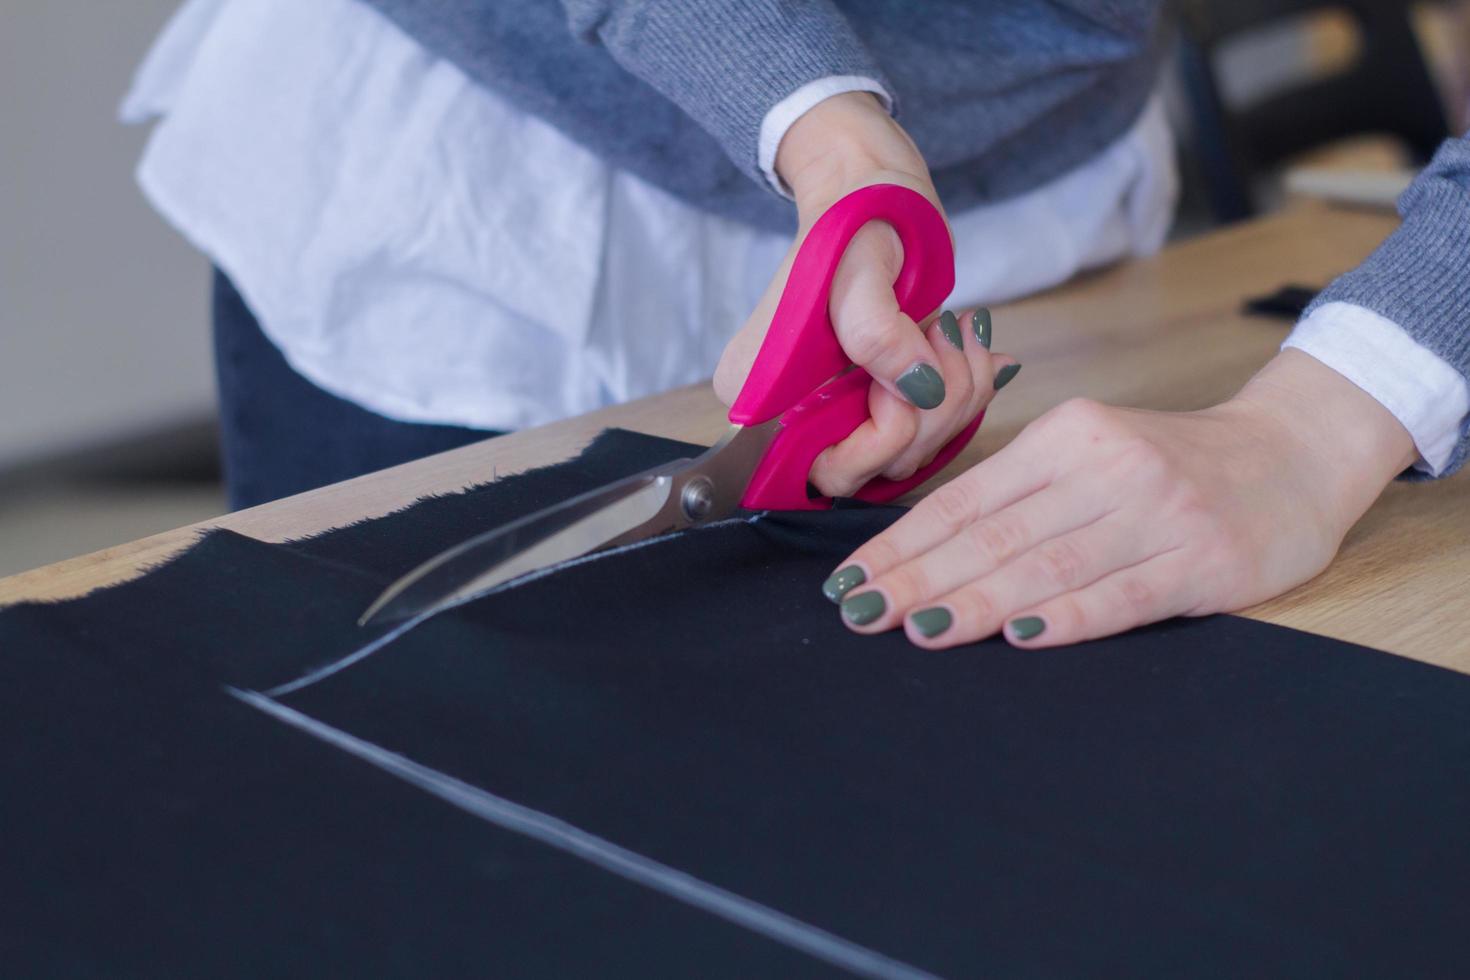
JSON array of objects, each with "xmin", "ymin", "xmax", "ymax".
[{"xmin": 1176, "ymin": 0, "xmax": 1451, "ymax": 222}]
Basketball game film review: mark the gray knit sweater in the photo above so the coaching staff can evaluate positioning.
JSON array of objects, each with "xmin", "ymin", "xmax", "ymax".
[
  {"xmin": 361, "ymin": 0, "xmax": 1168, "ymax": 232},
  {"xmin": 362, "ymin": 0, "xmax": 1470, "ymax": 476},
  {"xmin": 1306, "ymin": 136, "xmax": 1470, "ymax": 476}
]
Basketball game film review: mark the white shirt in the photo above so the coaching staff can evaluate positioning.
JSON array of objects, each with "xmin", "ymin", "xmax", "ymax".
[{"xmin": 123, "ymin": 0, "xmax": 1467, "ymax": 474}]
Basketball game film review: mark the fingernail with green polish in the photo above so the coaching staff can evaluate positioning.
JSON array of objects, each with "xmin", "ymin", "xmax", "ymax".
[
  {"xmin": 897, "ymin": 363, "xmax": 945, "ymax": 409},
  {"xmin": 821, "ymin": 565, "xmax": 866, "ymax": 604},
  {"xmin": 1009, "ymin": 615, "xmax": 1045, "ymax": 640},
  {"xmin": 938, "ymin": 310, "xmax": 964, "ymax": 351},
  {"xmin": 993, "ymin": 362, "xmax": 1021, "ymax": 391},
  {"xmin": 841, "ymin": 591, "xmax": 886, "ymax": 626},
  {"xmin": 910, "ymin": 606, "xmax": 953, "ymax": 639},
  {"xmin": 971, "ymin": 308, "xmax": 992, "ymax": 349}
]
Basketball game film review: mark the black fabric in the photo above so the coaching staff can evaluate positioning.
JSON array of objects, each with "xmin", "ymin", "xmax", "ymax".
[
  {"xmin": 212, "ymin": 269, "xmax": 500, "ymax": 511},
  {"xmin": 3, "ymin": 429, "xmax": 1469, "ymax": 978}
]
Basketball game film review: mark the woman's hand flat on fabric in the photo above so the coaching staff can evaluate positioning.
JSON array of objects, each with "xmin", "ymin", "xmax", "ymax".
[
  {"xmin": 713, "ymin": 92, "xmax": 1007, "ymax": 498},
  {"xmin": 825, "ymin": 349, "xmax": 1418, "ymax": 649}
]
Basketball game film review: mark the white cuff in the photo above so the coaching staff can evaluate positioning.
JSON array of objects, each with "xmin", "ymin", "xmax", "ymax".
[
  {"xmin": 757, "ymin": 75, "xmax": 894, "ymax": 199},
  {"xmin": 1283, "ymin": 301, "xmax": 1470, "ymax": 476}
]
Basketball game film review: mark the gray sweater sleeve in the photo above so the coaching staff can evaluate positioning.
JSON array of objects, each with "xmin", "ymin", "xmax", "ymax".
[
  {"xmin": 1303, "ymin": 133, "xmax": 1470, "ymax": 477},
  {"xmin": 560, "ymin": 0, "xmax": 888, "ymax": 184}
]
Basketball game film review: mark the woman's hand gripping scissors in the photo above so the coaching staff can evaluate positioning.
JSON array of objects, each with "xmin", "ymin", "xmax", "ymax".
[{"xmin": 360, "ymin": 184, "xmax": 984, "ymax": 628}]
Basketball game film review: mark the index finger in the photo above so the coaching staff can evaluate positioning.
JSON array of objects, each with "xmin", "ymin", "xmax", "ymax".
[{"xmin": 821, "ymin": 428, "xmax": 1053, "ymax": 601}]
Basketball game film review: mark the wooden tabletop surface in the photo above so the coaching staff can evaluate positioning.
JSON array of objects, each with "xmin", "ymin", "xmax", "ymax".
[{"xmin": 4, "ymin": 204, "xmax": 1467, "ymax": 672}]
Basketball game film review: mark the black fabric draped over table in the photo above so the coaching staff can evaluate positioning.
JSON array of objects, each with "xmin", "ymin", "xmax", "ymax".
[{"xmin": 2, "ymin": 430, "xmax": 1468, "ymax": 978}]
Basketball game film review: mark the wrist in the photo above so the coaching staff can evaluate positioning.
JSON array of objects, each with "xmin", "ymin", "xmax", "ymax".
[
  {"xmin": 775, "ymin": 91, "xmax": 928, "ymax": 208},
  {"xmin": 1218, "ymin": 349, "xmax": 1417, "ymax": 530}
]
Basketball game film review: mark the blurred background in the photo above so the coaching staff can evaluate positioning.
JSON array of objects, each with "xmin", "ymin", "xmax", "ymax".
[
  {"xmin": 3, "ymin": 0, "xmax": 1470, "ymax": 579},
  {"xmin": 2, "ymin": 1, "xmax": 219, "ymax": 576}
]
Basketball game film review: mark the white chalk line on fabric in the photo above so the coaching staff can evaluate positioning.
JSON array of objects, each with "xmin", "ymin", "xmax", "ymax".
[
  {"xmin": 230, "ymin": 688, "xmax": 936, "ymax": 980},
  {"xmin": 265, "ymin": 612, "xmax": 433, "ymax": 697},
  {"xmin": 263, "ymin": 511, "xmax": 769, "ymax": 699}
]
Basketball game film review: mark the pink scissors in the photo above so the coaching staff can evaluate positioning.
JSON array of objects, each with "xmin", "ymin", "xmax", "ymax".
[{"xmin": 361, "ymin": 183, "xmax": 985, "ymax": 627}]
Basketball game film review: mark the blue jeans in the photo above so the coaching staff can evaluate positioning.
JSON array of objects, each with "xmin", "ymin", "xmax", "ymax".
[{"xmin": 212, "ymin": 270, "xmax": 499, "ymax": 509}]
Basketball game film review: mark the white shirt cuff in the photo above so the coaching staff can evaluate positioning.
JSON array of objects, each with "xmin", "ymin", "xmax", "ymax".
[
  {"xmin": 757, "ymin": 76, "xmax": 894, "ymax": 199},
  {"xmin": 1283, "ymin": 301, "xmax": 1470, "ymax": 476}
]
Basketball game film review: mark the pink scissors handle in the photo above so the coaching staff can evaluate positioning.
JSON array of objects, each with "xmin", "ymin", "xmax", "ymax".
[{"xmin": 732, "ymin": 183, "xmax": 983, "ymax": 511}]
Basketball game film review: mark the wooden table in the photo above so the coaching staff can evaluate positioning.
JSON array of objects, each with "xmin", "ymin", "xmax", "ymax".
[{"xmin": 4, "ymin": 204, "xmax": 1467, "ymax": 671}]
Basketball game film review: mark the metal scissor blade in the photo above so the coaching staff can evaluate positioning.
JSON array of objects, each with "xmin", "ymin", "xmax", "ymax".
[{"xmin": 358, "ymin": 465, "xmax": 684, "ymax": 628}]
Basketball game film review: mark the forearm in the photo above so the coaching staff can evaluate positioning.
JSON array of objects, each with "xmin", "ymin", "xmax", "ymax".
[
  {"xmin": 776, "ymin": 91, "xmax": 923, "ymax": 198},
  {"xmin": 1229, "ymin": 349, "xmax": 1416, "ymax": 533}
]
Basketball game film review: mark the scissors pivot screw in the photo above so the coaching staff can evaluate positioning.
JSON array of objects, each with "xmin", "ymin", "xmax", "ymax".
[{"xmin": 680, "ymin": 476, "xmax": 716, "ymax": 521}]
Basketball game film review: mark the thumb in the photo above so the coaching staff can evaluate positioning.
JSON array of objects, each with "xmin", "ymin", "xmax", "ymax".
[{"xmin": 829, "ymin": 221, "xmax": 946, "ymax": 411}]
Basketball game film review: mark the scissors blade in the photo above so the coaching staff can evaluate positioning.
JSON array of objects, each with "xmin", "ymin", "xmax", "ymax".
[
  {"xmin": 357, "ymin": 420, "xmax": 782, "ymax": 629},
  {"xmin": 358, "ymin": 466, "xmax": 682, "ymax": 628}
]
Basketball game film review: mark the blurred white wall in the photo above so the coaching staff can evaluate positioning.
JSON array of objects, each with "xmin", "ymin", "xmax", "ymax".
[{"xmin": 0, "ymin": 0, "xmax": 211, "ymax": 468}]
